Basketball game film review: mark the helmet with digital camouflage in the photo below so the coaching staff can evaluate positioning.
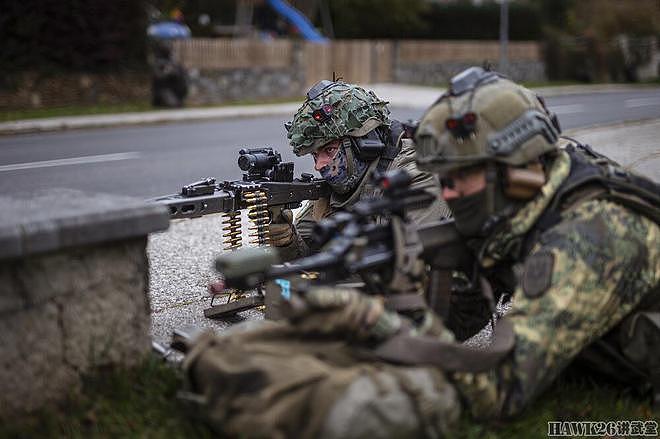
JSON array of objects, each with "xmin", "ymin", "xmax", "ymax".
[
  {"xmin": 415, "ymin": 67, "xmax": 561, "ymax": 176},
  {"xmin": 285, "ymin": 80, "xmax": 391, "ymax": 156}
]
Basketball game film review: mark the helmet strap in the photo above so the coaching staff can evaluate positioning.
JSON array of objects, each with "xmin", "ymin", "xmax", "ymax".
[
  {"xmin": 342, "ymin": 138, "xmax": 356, "ymax": 177},
  {"xmin": 485, "ymin": 162, "xmax": 497, "ymax": 216},
  {"xmin": 480, "ymin": 162, "xmax": 505, "ymax": 236}
]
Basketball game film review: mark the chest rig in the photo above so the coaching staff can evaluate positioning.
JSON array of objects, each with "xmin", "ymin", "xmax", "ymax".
[{"xmin": 526, "ymin": 141, "xmax": 660, "ymax": 249}]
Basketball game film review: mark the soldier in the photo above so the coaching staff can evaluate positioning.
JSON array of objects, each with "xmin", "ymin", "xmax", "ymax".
[
  {"xmin": 269, "ymin": 79, "xmax": 451, "ymax": 261},
  {"xmin": 181, "ymin": 68, "xmax": 660, "ymax": 437},
  {"xmin": 412, "ymin": 66, "xmax": 660, "ymax": 418}
]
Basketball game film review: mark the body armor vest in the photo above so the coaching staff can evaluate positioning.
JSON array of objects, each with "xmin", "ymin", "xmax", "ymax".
[{"xmin": 529, "ymin": 141, "xmax": 660, "ymax": 243}]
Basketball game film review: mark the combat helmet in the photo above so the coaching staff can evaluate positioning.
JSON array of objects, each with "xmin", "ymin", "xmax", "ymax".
[
  {"xmin": 415, "ymin": 67, "xmax": 561, "ymax": 175},
  {"xmin": 285, "ymin": 80, "xmax": 391, "ymax": 156}
]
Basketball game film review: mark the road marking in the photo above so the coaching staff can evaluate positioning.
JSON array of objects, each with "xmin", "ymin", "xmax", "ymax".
[
  {"xmin": 0, "ymin": 152, "xmax": 141, "ymax": 172},
  {"xmin": 625, "ymin": 97, "xmax": 660, "ymax": 108},
  {"xmin": 548, "ymin": 104, "xmax": 585, "ymax": 115}
]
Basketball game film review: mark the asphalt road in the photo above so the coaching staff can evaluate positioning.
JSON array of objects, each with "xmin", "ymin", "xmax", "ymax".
[{"xmin": 1, "ymin": 89, "xmax": 660, "ymax": 199}]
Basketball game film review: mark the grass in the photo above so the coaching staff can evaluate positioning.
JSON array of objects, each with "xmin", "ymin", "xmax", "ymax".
[
  {"xmin": 0, "ymin": 96, "xmax": 303, "ymax": 123},
  {"xmin": 0, "ymin": 357, "xmax": 656, "ymax": 439},
  {"xmin": 455, "ymin": 375, "xmax": 658, "ymax": 439},
  {"xmin": 0, "ymin": 358, "xmax": 215, "ymax": 439},
  {"xmin": 0, "ymin": 102, "xmax": 154, "ymax": 123}
]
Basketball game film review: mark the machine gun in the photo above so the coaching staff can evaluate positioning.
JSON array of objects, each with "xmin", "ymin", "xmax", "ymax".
[
  {"xmin": 153, "ymin": 147, "xmax": 329, "ymax": 246},
  {"xmin": 151, "ymin": 147, "xmax": 330, "ymax": 318},
  {"xmin": 215, "ymin": 169, "xmax": 470, "ymax": 320}
]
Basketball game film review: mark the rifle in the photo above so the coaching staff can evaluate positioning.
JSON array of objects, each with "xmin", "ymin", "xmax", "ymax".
[
  {"xmin": 151, "ymin": 147, "xmax": 330, "ymax": 317},
  {"xmin": 215, "ymin": 169, "xmax": 471, "ymax": 320}
]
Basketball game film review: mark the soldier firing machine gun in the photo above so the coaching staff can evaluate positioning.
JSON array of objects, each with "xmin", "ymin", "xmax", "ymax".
[
  {"xmin": 215, "ymin": 169, "xmax": 469, "ymax": 321},
  {"xmin": 151, "ymin": 147, "xmax": 330, "ymax": 318}
]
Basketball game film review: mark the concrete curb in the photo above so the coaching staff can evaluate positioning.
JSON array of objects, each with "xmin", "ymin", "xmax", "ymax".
[
  {"xmin": 1, "ymin": 83, "xmax": 656, "ymax": 136},
  {"xmin": 0, "ymin": 102, "xmax": 301, "ymax": 136}
]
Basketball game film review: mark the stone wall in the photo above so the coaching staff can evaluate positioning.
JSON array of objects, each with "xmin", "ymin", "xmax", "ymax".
[
  {"xmin": 0, "ymin": 189, "xmax": 169, "ymax": 417},
  {"xmin": 0, "ymin": 71, "xmax": 150, "ymax": 110},
  {"xmin": 393, "ymin": 60, "xmax": 546, "ymax": 85},
  {"xmin": 186, "ymin": 67, "xmax": 305, "ymax": 105}
]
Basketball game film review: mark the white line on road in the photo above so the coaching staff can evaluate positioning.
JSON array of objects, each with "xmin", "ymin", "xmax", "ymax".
[
  {"xmin": 548, "ymin": 104, "xmax": 585, "ymax": 115},
  {"xmin": 625, "ymin": 97, "xmax": 660, "ymax": 108},
  {"xmin": 0, "ymin": 152, "xmax": 141, "ymax": 172}
]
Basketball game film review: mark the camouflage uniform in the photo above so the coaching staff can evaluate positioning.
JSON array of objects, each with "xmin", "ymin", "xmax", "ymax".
[
  {"xmin": 451, "ymin": 148, "xmax": 660, "ymax": 418},
  {"xmin": 181, "ymin": 70, "xmax": 660, "ymax": 438}
]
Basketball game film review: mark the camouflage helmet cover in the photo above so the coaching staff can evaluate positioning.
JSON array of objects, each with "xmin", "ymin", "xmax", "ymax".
[
  {"xmin": 286, "ymin": 81, "xmax": 391, "ymax": 156},
  {"xmin": 415, "ymin": 67, "xmax": 560, "ymax": 175}
]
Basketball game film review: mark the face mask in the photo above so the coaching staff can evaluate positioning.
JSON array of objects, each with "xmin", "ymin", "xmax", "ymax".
[
  {"xmin": 319, "ymin": 141, "xmax": 369, "ymax": 194},
  {"xmin": 447, "ymin": 189, "xmax": 490, "ymax": 237},
  {"xmin": 447, "ymin": 178, "xmax": 517, "ymax": 238}
]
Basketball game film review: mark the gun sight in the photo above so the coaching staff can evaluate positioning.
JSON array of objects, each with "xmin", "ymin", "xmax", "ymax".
[{"xmin": 238, "ymin": 147, "xmax": 294, "ymax": 182}]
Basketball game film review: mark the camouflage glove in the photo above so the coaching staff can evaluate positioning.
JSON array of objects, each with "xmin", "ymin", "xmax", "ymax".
[
  {"xmin": 268, "ymin": 209, "xmax": 295, "ymax": 247},
  {"xmin": 288, "ymin": 286, "xmax": 403, "ymax": 341}
]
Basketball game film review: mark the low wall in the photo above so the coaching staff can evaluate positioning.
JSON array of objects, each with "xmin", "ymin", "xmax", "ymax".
[
  {"xmin": 180, "ymin": 39, "xmax": 546, "ymax": 103},
  {"xmin": 0, "ymin": 72, "xmax": 150, "ymax": 110},
  {"xmin": 394, "ymin": 60, "xmax": 546, "ymax": 85},
  {"xmin": 0, "ymin": 189, "xmax": 169, "ymax": 416},
  {"xmin": 187, "ymin": 67, "xmax": 305, "ymax": 105}
]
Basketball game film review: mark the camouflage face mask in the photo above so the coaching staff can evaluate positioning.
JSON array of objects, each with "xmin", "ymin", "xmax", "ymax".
[{"xmin": 319, "ymin": 140, "xmax": 369, "ymax": 195}]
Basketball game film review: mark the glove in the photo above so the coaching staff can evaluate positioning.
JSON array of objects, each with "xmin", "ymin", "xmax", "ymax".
[
  {"xmin": 268, "ymin": 209, "xmax": 295, "ymax": 247},
  {"xmin": 288, "ymin": 287, "xmax": 402, "ymax": 341}
]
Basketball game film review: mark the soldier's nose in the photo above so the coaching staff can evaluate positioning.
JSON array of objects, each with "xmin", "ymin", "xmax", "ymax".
[
  {"xmin": 442, "ymin": 186, "xmax": 460, "ymax": 201},
  {"xmin": 314, "ymin": 155, "xmax": 332, "ymax": 171}
]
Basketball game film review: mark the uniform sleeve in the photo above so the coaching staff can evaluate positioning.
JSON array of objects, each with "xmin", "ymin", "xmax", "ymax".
[
  {"xmin": 275, "ymin": 200, "xmax": 315, "ymax": 262},
  {"xmin": 393, "ymin": 139, "xmax": 452, "ymax": 225},
  {"xmin": 452, "ymin": 200, "xmax": 660, "ymax": 419}
]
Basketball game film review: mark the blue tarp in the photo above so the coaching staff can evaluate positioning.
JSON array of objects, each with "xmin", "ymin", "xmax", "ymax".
[
  {"xmin": 266, "ymin": 0, "xmax": 328, "ymax": 43},
  {"xmin": 147, "ymin": 21, "xmax": 192, "ymax": 40}
]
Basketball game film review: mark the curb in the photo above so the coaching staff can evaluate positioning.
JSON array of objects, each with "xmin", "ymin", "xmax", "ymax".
[{"xmin": 0, "ymin": 102, "xmax": 301, "ymax": 136}]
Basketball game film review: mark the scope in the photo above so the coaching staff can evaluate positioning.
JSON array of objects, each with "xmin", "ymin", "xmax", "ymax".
[
  {"xmin": 238, "ymin": 147, "xmax": 294, "ymax": 182},
  {"xmin": 238, "ymin": 148, "xmax": 281, "ymax": 172}
]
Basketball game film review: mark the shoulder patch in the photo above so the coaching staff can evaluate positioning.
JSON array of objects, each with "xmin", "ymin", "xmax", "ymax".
[{"xmin": 522, "ymin": 251, "xmax": 555, "ymax": 298}]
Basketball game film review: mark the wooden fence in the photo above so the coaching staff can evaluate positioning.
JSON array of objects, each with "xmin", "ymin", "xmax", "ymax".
[
  {"xmin": 172, "ymin": 39, "xmax": 542, "ymax": 86},
  {"xmin": 303, "ymin": 40, "xmax": 394, "ymax": 86},
  {"xmin": 397, "ymin": 40, "xmax": 541, "ymax": 63},
  {"xmin": 171, "ymin": 38, "xmax": 294, "ymax": 70}
]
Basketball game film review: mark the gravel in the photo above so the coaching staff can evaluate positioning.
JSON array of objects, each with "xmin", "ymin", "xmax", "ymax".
[{"xmin": 147, "ymin": 212, "xmax": 263, "ymax": 344}]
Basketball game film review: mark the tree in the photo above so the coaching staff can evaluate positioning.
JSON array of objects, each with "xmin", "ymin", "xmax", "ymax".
[
  {"xmin": 1, "ymin": 0, "xmax": 148, "ymax": 76},
  {"xmin": 329, "ymin": 0, "xmax": 429, "ymax": 39}
]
